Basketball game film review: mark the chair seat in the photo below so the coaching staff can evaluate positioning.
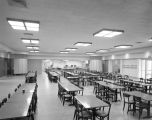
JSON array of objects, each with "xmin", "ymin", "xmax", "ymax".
[
  {"xmin": 95, "ymin": 110, "xmax": 108, "ymax": 117},
  {"xmin": 79, "ymin": 110, "xmax": 92, "ymax": 118},
  {"xmin": 64, "ymin": 94, "xmax": 72, "ymax": 98}
]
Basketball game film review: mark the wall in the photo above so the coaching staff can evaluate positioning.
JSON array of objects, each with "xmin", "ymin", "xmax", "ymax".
[
  {"xmin": 28, "ymin": 59, "xmax": 42, "ymax": 74},
  {"xmin": 0, "ymin": 58, "xmax": 7, "ymax": 76},
  {"xmin": 14, "ymin": 59, "xmax": 27, "ymax": 74},
  {"xmin": 120, "ymin": 59, "xmax": 139, "ymax": 77},
  {"xmin": 89, "ymin": 59, "xmax": 102, "ymax": 72},
  {"xmin": 42, "ymin": 59, "xmax": 85, "ymax": 69}
]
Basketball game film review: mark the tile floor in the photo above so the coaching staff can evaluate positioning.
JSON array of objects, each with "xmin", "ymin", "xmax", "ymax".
[
  {"xmin": 35, "ymin": 73, "xmax": 152, "ymax": 120},
  {"xmin": 0, "ymin": 73, "xmax": 151, "ymax": 120}
]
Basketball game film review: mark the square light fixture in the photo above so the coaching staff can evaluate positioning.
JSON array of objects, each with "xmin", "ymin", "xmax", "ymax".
[
  {"xmin": 148, "ymin": 38, "xmax": 152, "ymax": 42},
  {"xmin": 86, "ymin": 52, "xmax": 95, "ymax": 55},
  {"xmin": 29, "ymin": 50, "xmax": 39, "ymax": 53},
  {"xmin": 31, "ymin": 40, "xmax": 39, "ymax": 44},
  {"xmin": 74, "ymin": 42, "xmax": 92, "ymax": 47},
  {"xmin": 60, "ymin": 51, "xmax": 69, "ymax": 53},
  {"xmin": 96, "ymin": 49, "xmax": 108, "ymax": 52},
  {"xmin": 26, "ymin": 46, "xmax": 33, "ymax": 49},
  {"xmin": 7, "ymin": 18, "xmax": 40, "ymax": 31},
  {"xmin": 65, "ymin": 48, "xmax": 77, "ymax": 51},
  {"xmin": 93, "ymin": 28, "xmax": 124, "ymax": 38},
  {"xmin": 114, "ymin": 45, "xmax": 133, "ymax": 49},
  {"xmin": 26, "ymin": 46, "xmax": 39, "ymax": 50},
  {"xmin": 22, "ymin": 39, "xmax": 31, "ymax": 44},
  {"xmin": 21, "ymin": 38, "xmax": 39, "ymax": 44}
]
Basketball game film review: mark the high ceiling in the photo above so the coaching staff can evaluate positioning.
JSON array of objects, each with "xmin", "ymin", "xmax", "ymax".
[{"xmin": 0, "ymin": 0, "xmax": 152, "ymax": 56}]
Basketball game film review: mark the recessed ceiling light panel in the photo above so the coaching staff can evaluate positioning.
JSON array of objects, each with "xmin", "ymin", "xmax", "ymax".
[
  {"xmin": 93, "ymin": 28, "xmax": 124, "ymax": 38},
  {"xmin": 65, "ymin": 48, "xmax": 77, "ymax": 51},
  {"xmin": 114, "ymin": 45, "xmax": 133, "ymax": 49},
  {"xmin": 29, "ymin": 50, "xmax": 39, "ymax": 53},
  {"xmin": 7, "ymin": 18, "xmax": 40, "ymax": 31},
  {"xmin": 148, "ymin": 38, "xmax": 152, "ymax": 42},
  {"xmin": 96, "ymin": 49, "xmax": 108, "ymax": 52},
  {"xmin": 22, "ymin": 39, "xmax": 31, "ymax": 43},
  {"xmin": 74, "ymin": 42, "xmax": 92, "ymax": 47},
  {"xmin": 21, "ymin": 38, "xmax": 39, "ymax": 44},
  {"xmin": 86, "ymin": 52, "xmax": 95, "ymax": 55},
  {"xmin": 26, "ymin": 46, "xmax": 39, "ymax": 50},
  {"xmin": 60, "ymin": 51, "xmax": 69, "ymax": 53},
  {"xmin": 31, "ymin": 40, "xmax": 39, "ymax": 44}
]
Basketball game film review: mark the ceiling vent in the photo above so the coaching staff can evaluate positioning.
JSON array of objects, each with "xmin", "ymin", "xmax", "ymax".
[{"xmin": 7, "ymin": 0, "xmax": 28, "ymax": 8}]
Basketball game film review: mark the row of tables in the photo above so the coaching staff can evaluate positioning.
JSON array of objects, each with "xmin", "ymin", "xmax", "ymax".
[
  {"xmin": 58, "ymin": 73, "xmax": 109, "ymax": 120},
  {"xmin": 25, "ymin": 71, "xmax": 37, "ymax": 83},
  {"xmin": 61, "ymin": 70, "xmax": 152, "ymax": 119},
  {"xmin": 0, "ymin": 83, "xmax": 37, "ymax": 120}
]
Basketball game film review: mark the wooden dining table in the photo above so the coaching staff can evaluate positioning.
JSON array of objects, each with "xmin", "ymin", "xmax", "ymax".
[
  {"xmin": 26, "ymin": 72, "xmax": 36, "ymax": 83},
  {"xmin": 58, "ymin": 78, "xmax": 82, "ymax": 105},
  {"xmin": 124, "ymin": 91, "xmax": 152, "ymax": 118},
  {"xmin": 75, "ymin": 95, "xmax": 108, "ymax": 120},
  {"xmin": 0, "ymin": 102, "xmax": 30, "ymax": 120},
  {"xmin": 0, "ymin": 83, "xmax": 36, "ymax": 120},
  {"xmin": 96, "ymin": 81, "xmax": 124, "ymax": 102},
  {"xmin": 16, "ymin": 83, "xmax": 36, "ymax": 93}
]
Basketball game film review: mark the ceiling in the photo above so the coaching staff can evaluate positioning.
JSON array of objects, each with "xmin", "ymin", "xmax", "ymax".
[{"xmin": 0, "ymin": 0, "xmax": 152, "ymax": 56}]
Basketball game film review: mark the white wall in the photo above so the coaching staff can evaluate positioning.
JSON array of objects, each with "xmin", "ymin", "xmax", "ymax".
[
  {"xmin": 89, "ymin": 60, "xmax": 102, "ymax": 72},
  {"xmin": 120, "ymin": 59, "xmax": 139, "ymax": 77},
  {"xmin": 28, "ymin": 59, "xmax": 42, "ymax": 74},
  {"xmin": 14, "ymin": 59, "xmax": 27, "ymax": 74}
]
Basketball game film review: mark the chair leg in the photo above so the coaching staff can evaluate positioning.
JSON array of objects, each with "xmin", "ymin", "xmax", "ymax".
[{"xmin": 123, "ymin": 102, "xmax": 125, "ymax": 111}]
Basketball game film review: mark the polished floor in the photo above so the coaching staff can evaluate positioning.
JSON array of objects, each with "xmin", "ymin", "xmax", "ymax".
[
  {"xmin": 35, "ymin": 73, "xmax": 151, "ymax": 120},
  {"xmin": 0, "ymin": 73, "xmax": 151, "ymax": 120}
]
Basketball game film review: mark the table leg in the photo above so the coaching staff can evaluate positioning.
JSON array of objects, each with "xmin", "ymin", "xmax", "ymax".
[{"xmin": 92, "ymin": 108, "xmax": 96, "ymax": 120}]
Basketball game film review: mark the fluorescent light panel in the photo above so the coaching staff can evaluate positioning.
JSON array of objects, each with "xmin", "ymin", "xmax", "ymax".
[
  {"xmin": 60, "ymin": 51, "xmax": 69, "ymax": 53},
  {"xmin": 86, "ymin": 52, "xmax": 95, "ymax": 55},
  {"xmin": 26, "ymin": 46, "xmax": 39, "ymax": 50},
  {"xmin": 29, "ymin": 50, "xmax": 39, "ymax": 53},
  {"xmin": 65, "ymin": 48, "xmax": 77, "ymax": 51},
  {"xmin": 21, "ymin": 38, "xmax": 39, "ymax": 44},
  {"xmin": 7, "ymin": 18, "xmax": 39, "ymax": 31},
  {"xmin": 114, "ymin": 45, "xmax": 133, "ymax": 49},
  {"xmin": 96, "ymin": 49, "xmax": 108, "ymax": 52},
  {"xmin": 148, "ymin": 38, "xmax": 152, "ymax": 42},
  {"xmin": 93, "ymin": 29, "xmax": 124, "ymax": 38},
  {"xmin": 74, "ymin": 42, "xmax": 92, "ymax": 47},
  {"xmin": 31, "ymin": 40, "xmax": 39, "ymax": 44}
]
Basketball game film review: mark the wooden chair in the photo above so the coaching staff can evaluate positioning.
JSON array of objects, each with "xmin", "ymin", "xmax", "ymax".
[
  {"xmin": 95, "ymin": 99, "xmax": 111, "ymax": 120},
  {"xmin": 73, "ymin": 99, "xmax": 92, "ymax": 120},
  {"xmin": 122, "ymin": 93, "xmax": 134, "ymax": 113},
  {"xmin": 133, "ymin": 96, "xmax": 149, "ymax": 119}
]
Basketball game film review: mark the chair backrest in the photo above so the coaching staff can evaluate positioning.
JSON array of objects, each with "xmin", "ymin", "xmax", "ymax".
[
  {"xmin": 8, "ymin": 93, "xmax": 11, "ymax": 98},
  {"xmin": 14, "ymin": 88, "xmax": 17, "ymax": 92},
  {"xmin": 2, "ymin": 98, "xmax": 7, "ymax": 104},
  {"xmin": 123, "ymin": 93, "xmax": 131, "ymax": 102},
  {"xmin": 96, "ymin": 95, "xmax": 102, "ymax": 100},
  {"xmin": 102, "ymin": 99, "xmax": 111, "ymax": 115}
]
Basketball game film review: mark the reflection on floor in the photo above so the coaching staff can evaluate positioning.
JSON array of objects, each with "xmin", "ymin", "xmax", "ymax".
[
  {"xmin": 36, "ymin": 73, "xmax": 151, "ymax": 120},
  {"xmin": 0, "ymin": 73, "xmax": 151, "ymax": 120}
]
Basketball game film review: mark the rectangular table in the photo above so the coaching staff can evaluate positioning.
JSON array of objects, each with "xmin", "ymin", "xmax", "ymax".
[
  {"xmin": 0, "ymin": 102, "xmax": 30, "ymax": 120},
  {"xmin": 124, "ymin": 91, "xmax": 152, "ymax": 118},
  {"xmin": 58, "ymin": 79, "xmax": 82, "ymax": 105},
  {"xmin": 16, "ymin": 83, "xmax": 36, "ymax": 93},
  {"xmin": 75, "ymin": 95, "xmax": 108, "ymax": 120},
  {"xmin": 96, "ymin": 81, "xmax": 124, "ymax": 102}
]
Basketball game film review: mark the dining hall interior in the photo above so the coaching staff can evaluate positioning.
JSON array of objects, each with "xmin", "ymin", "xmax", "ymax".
[{"xmin": 1, "ymin": 0, "xmax": 152, "ymax": 120}]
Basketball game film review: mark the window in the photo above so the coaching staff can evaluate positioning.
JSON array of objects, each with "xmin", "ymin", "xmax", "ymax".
[{"xmin": 139, "ymin": 59, "xmax": 152, "ymax": 79}]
